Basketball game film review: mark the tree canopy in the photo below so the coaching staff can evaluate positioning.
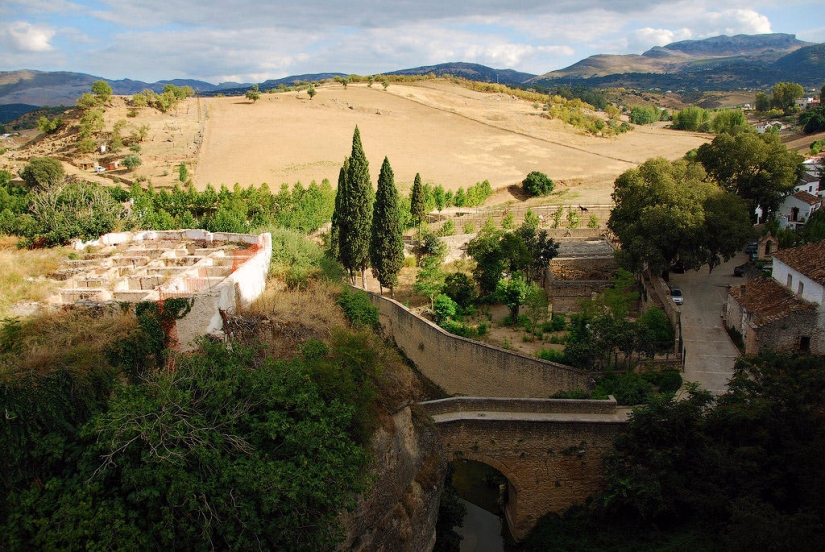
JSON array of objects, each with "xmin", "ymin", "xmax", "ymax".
[
  {"xmin": 695, "ymin": 132, "xmax": 803, "ymax": 220},
  {"xmin": 245, "ymin": 84, "xmax": 260, "ymax": 103},
  {"xmin": 20, "ymin": 156, "xmax": 64, "ymax": 190},
  {"xmin": 90, "ymin": 79, "xmax": 113, "ymax": 103},
  {"xmin": 770, "ymin": 81, "xmax": 805, "ymax": 114},
  {"xmin": 522, "ymin": 171, "xmax": 555, "ymax": 197},
  {"xmin": 608, "ymin": 157, "xmax": 752, "ymax": 273},
  {"xmin": 369, "ymin": 157, "xmax": 405, "ymax": 295},
  {"xmin": 332, "ymin": 127, "xmax": 373, "ymax": 286}
]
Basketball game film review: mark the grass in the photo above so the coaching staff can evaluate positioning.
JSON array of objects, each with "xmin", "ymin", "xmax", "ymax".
[
  {"xmin": 0, "ymin": 309, "xmax": 138, "ymax": 380},
  {"xmin": 0, "ymin": 236, "xmax": 72, "ymax": 318}
]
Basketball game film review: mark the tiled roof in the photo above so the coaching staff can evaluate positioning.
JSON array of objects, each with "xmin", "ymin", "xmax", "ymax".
[
  {"xmin": 773, "ymin": 240, "xmax": 825, "ymax": 286},
  {"xmin": 792, "ymin": 190, "xmax": 821, "ymax": 205},
  {"xmin": 728, "ymin": 278, "xmax": 816, "ymax": 326}
]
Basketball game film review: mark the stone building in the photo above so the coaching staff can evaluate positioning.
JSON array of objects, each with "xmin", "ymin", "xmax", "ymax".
[{"xmin": 725, "ymin": 240, "xmax": 825, "ymax": 354}]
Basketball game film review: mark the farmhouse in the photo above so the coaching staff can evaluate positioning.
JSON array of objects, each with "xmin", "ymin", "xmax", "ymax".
[
  {"xmin": 725, "ymin": 240, "xmax": 825, "ymax": 354},
  {"xmin": 776, "ymin": 190, "xmax": 822, "ymax": 230}
]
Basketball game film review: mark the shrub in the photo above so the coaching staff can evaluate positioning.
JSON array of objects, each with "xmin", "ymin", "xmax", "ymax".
[
  {"xmin": 123, "ymin": 155, "xmax": 142, "ymax": 170},
  {"xmin": 522, "ymin": 171, "xmax": 554, "ymax": 197},
  {"xmin": 537, "ymin": 347, "xmax": 568, "ymax": 364},
  {"xmin": 463, "ymin": 222, "xmax": 475, "ymax": 234},
  {"xmin": 433, "ymin": 293, "xmax": 458, "ymax": 323},
  {"xmin": 443, "ymin": 272, "xmax": 477, "ymax": 308},
  {"xmin": 337, "ymin": 287, "xmax": 379, "ymax": 328},
  {"xmin": 437, "ymin": 219, "xmax": 456, "ymax": 237}
]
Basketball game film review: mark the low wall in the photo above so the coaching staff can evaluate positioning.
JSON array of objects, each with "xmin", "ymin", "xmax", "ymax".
[
  {"xmin": 364, "ymin": 291, "xmax": 594, "ymax": 398},
  {"xmin": 546, "ymin": 280, "xmax": 612, "ymax": 313},
  {"xmin": 419, "ymin": 396, "xmax": 617, "ymax": 416},
  {"xmin": 175, "ymin": 232, "xmax": 272, "ymax": 348}
]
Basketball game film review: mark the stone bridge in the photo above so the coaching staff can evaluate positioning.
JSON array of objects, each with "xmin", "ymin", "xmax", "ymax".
[{"xmin": 419, "ymin": 397, "xmax": 630, "ymax": 541}]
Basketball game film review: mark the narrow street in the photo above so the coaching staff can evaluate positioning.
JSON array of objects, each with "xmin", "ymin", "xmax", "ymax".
[{"xmin": 666, "ymin": 253, "xmax": 749, "ymax": 396}]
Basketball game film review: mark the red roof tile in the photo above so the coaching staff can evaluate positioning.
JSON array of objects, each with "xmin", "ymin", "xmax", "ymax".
[
  {"xmin": 728, "ymin": 278, "xmax": 815, "ymax": 326},
  {"xmin": 773, "ymin": 240, "xmax": 825, "ymax": 286},
  {"xmin": 792, "ymin": 190, "xmax": 821, "ymax": 205}
]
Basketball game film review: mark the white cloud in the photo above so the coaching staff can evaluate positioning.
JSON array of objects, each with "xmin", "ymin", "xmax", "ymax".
[
  {"xmin": 699, "ymin": 9, "xmax": 773, "ymax": 36},
  {"xmin": 0, "ymin": 22, "xmax": 56, "ymax": 52}
]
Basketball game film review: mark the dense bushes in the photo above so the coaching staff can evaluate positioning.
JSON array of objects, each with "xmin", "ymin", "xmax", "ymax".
[
  {"xmin": 527, "ymin": 352, "xmax": 825, "ymax": 551},
  {"xmin": 522, "ymin": 171, "xmax": 554, "ymax": 197}
]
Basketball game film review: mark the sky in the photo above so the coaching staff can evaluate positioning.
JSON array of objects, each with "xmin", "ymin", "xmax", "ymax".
[{"xmin": 1, "ymin": 0, "xmax": 824, "ymax": 84}]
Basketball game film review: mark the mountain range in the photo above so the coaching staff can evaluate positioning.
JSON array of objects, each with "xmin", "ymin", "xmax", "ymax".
[{"xmin": 1, "ymin": 33, "xmax": 822, "ymax": 116}]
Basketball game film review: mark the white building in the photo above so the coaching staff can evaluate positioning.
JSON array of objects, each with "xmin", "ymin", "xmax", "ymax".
[
  {"xmin": 777, "ymin": 191, "xmax": 821, "ymax": 230},
  {"xmin": 726, "ymin": 240, "xmax": 825, "ymax": 355}
]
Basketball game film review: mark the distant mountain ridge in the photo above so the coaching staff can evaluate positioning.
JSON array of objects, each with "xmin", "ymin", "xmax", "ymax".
[
  {"xmin": 533, "ymin": 33, "xmax": 823, "ymax": 90},
  {"xmin": 387, "ymin": 62, "xmax": 535, "ymax": 85},
  {"xmin": 2, "ymin": 33, "xmax": 823, "ymax": 108}
]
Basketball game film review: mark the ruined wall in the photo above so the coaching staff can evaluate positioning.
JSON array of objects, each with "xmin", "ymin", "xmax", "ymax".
[
  {"xmin": 431, "ymin": 413, "xmax": 625, "ymax": 541},
  {"xmin": 420, "ymin": 396, "xmax": 617, "ymax": 416},
  {"xmin": 546, "ymin": 281, "xmax": 611, "ymax": 313},
  {"xmin": 340, "ymin": 407, "xmax": 445, "ymax": 552},
  {"xmin": 174, "ymin": 232, "xmax": 272, "ymax": 348},
  {"xmin": 754, "ymin": 311, "xmax": 818, "ymax": 354},
  {"xmin": 365, "ymin": 291, "xmax": 593, "ymax": 398}
]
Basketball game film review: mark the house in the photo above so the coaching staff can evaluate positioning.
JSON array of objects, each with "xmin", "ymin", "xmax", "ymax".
[
  {"xmin": 795, "ymin": 97, "xmax": 820, "ymax": 111},
  {"xmin": 776, "ymin": 191, "xmax": 821, "ymax": 230},
  {"xmin": 725, "ymin": 240, "xmax": 825, "ymax": 354}
]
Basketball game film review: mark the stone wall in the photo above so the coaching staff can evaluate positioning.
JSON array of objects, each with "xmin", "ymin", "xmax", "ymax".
[
  {"xmin": 753, "ymin": 311, "xmax": 818, "ymax": 354},
  {"xmin": 364, "ymin": 291, "xmax": 594, "ymax": 398},
  {"xmin": 545, "ymin": 280, "xmax": 612, "ymax": 313},
  {"xmin": 432, "ymin": 413, "xmax": 625, "ymax": 540}
]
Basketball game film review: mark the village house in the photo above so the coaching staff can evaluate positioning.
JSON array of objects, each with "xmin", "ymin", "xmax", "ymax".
[
  {"xmin": 776, "ymin": 190, "xmax": 822, "ymax": 230},
  {"xmin": 725, "ymin": 240, "xmax": 825, "ymax": 355}
]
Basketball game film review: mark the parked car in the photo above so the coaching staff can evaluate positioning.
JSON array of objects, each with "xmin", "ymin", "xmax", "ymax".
[
  {"xmin": 671, "ymin": 259, "xmax": 687, "ymax": 274},
  {"xmin": 669, "ymin": 285, "xmax": 684, "ymax": 305},
  {"xmin": 94, "ymin": 166, "xmax": 106, "ymax": 173},
  {"xmin": 734, "ymin": 263, "xmax": 748, "ymax": 277},
  {"xmin": 745, "ymin": 242, "xmax": 758, "ymax": 259}
]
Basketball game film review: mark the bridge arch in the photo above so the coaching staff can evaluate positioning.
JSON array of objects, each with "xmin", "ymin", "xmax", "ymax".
[{"xmin": 421, "ymin": 397, "xmax": 629, "ymax": 541}]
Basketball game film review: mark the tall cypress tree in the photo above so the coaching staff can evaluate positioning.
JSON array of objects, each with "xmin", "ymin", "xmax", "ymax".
[
  {"xmin": 329, "ymin": 158, "xmax": 349, "ymax": 263},
  {"xmin": 410, "ymin": 172, "xmax": 426, "ymax": 259},
  {"xmin": 370, "ymin": 157, "xmax": 405, "ymax": 296},
  {"xmin": 337, "ymin": 126, "xmax": 373, "ymax": 287}
]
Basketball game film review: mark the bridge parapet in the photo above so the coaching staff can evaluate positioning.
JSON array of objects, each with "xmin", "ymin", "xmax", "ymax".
[{"xmin": 420, "ymin": 396, "xmax": 619, "ymax": 417}]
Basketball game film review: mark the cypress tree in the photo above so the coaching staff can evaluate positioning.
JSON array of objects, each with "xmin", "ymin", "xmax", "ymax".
[
  {"xmin": 337, "ymin": 126, "xmax": 373, "ymax": 287},
  {"xmin": 370, "ymin": 157, "xmax": 405, "ymax": 296},
  {"xmin": 329, "ymin": 158, "xmax": 349, "ymax": 263},
  {"xmin": 410, "ymin": 172, "xmax": 425, "ymax": 232}
]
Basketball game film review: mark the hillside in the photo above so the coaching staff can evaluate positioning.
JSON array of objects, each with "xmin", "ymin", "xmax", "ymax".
[
  {"xmin": 1, "ymin": 80, "xmax": 710, "ymax": 205},
  {"xmin": 533, "ymin": 33, "xmax": 822, "ymax": 90},
  {"xmin": 388, "ymin": 62, "xmax": 535, "ymax": 85}
]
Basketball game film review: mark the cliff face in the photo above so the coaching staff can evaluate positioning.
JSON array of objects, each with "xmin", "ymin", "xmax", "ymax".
[{"xmin": 340, "ymin": 406, "xmax": 446, "ymax": 552}]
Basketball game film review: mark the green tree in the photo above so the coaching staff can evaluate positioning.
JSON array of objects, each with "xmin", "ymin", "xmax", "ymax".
[
  {"xmin": 672, "ymin": 106, "xmax": 711, "ymax": 131},
  {"xmin": 36, "ymin": 115, "xmax": 63, "ymax": 134},
  {"xmin": 770, "ymin": 81, "xmax": 805, "ymax": 114},
  {"xmin": 410, "ymin": 172, "xmax": 426, "ymax": 240},
  {"xmin": 754, "ymin": 91, "xmax": 770, "ymax": 112},
  {"xmin": 90, "ymin": 79, "xmax": 113, "ymax": 103},
  {"xmin": 307, "ymin": 86, "xmax": 317, "ymax": 100},
  {"xmin": 629, "ymin": 106, "xmax": 658, "ymax": 125},
  {"xmin": 497, "ymin": 275, "xmax": 530, "ymax": 325},
  {"xmin": 370, "ymin": 157, "xmax": 405, "ymax": 296},
  {"xmin": 711, "ymin": 109, "xmax": 749, "ymax": 135},
  {"xmin": 123, "ymin": 155, "xmax": 142, "ymax": 170},
  {"xmin": 608, "ymin": 157, "xmax": 752, "ymax": 273},
  {"xmin": 522, "ymin": 171, "xmax": 554, "ymax": 197},
  {"xmin": 414, "ymin": 231, "xmax": 446, "ymax": 308},
  {"xmin": 334, "ymin": 127, "xmax": 373, "ymax": 286},
  {"xmin": 20, "ymin": 156, "xmax": 64, "ymax": 190},
  {"xmin": 696, "ymin": 132, "xmax": 803, "ymax": 221},
  {"xmin": 177, "ymin": 162, "xmax": 188, "ymax": 183},
  {"xmin": 433, "ymin": 184, "xmax": 446, "ymax": 219},
  {"xmin": 245, "ymin": 83, "xmax": 260, "ymax": 103}
]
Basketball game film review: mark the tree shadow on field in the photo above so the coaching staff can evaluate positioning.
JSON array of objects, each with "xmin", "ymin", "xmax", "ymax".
[{"xmin": 506, "ymin": 184, "xmax": 531, "ymax": 202}]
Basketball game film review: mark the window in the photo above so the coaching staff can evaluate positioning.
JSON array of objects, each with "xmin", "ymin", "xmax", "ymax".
[
  {"xmin": 798, "ymin": 281, "xmax": 804, "ymax": 295},
  {"xmin": 800, "ymin": 336, "xmax": 811, "ymax": 353},
  {"xmin": 787, "ymin": 274, "xmax": 793, "ymax": 288}
]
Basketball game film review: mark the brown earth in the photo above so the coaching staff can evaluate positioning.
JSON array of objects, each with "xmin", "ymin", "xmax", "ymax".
[{"xmin": 194, "ymin": 80, "xmax": 712, "ymax": 204}]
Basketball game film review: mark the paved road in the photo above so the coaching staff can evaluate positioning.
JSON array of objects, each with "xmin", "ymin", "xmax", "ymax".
[{"xmin": 667, "ymin": 254, "xmax": 748, "ymax": 396}]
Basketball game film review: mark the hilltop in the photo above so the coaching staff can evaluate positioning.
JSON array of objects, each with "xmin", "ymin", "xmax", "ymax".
[{"xmin": 533, "ymin": 33, "xmax": 823, "ymax": 90}]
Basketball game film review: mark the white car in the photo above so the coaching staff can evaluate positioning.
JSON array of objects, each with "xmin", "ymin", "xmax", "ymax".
[
  {"xmin": 94, "ymin": 166, "xmax": 106, "ymax": 173},
  {"xmin": 669, "ymin": 286, "xmax": 683, "ymax": 305}
]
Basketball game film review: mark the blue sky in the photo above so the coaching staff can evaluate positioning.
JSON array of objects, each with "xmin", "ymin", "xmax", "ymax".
[{"xmin": 1, "ymin": 0, "xmax": 823, "ymax": 84}]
